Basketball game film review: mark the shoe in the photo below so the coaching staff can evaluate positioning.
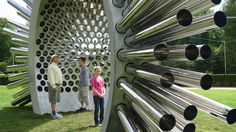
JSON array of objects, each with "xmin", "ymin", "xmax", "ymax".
[
  {"xmin": 56, "ymin": 113, "xmax": 63, "ymax": 117},
  {"xmin": 99, "ymin": 124, "xmax": 102, "ymax": 127},
  {"xmin": 94, "ymin": 124, "xmax": 99, "ymax": 127},
  {"xmin": 54, "ymin": 113, "xmax": 63, "ymax": 119},
  {"xmin": 76, "ymin": 107, "xmax": 84, "ymax": 112}
]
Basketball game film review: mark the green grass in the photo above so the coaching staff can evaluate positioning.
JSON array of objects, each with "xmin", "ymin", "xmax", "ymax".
[
  {"xmin": 0, "ymin": 86, "xmax": 100, "ymax": 132},
  {"xmin": 1, "ymin": 86, "xmax": 236, "ymax": 132}
]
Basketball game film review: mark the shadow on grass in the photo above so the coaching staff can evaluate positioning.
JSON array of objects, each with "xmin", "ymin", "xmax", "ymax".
[{"xmin": 0, "ymin": 105, "xmax": 51, "ymax": 132}]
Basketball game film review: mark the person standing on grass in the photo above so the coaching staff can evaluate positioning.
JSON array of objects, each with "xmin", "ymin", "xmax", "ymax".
[
  {"xmin": 90, "ymin": 66, "xmax": 105, "ymax": 127},
  {"xmin": 48, "ymin": 54, "xmax": 63, "ymax": 119},
  {"xmin": 76, "ymin": 56, "xmax": 90, "ymax": 112}
]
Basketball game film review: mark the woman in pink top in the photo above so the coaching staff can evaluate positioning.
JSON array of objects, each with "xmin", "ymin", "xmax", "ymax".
[{"xmin": 90, "ymin": 66, "xmax": 105, "ymax": 127}]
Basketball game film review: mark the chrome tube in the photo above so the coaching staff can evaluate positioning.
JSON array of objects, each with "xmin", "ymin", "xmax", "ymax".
[
  {"xmin": 7, "ymin": 78, "xmax": 29, "ymax": 89},
  {"xmin": 17, "ymin": 11, "xmax": 31, "ymax": 22},
  {"xmin": 7, "ymin": 0, "xmax": 31, "ymax": 18},
  {"xmin": 116, "ymin": 105, "xmax": 136, "ymax": 132},
  {"xmin": 112, "ymin": 0, "xmax": 126, "ymax": 8},
  {"xmin": 8, "ymin": 72, "xmax": 28, "ymax": 82},
  {"xmin": 117, "ymin": 78, "xmax": 176, "ymax": 131},
  {"xmin": 168, "ymin": 84, "xmax": 236, "ymax": 124},
  {"xmin": 116, "ymin": 0, "xmax": 155, "ymax": 33},
  {"xmin": 23, "ymin": 0, "xmax": 33, "ymax": 7},
  {"xmin": 143, "ymin": 63, "xmax": 213, "ymax": 90},
  {"xmin": 11, "ymin": 38, "xmax": 29, "ymax": 47},
  {"xmin": 197, "ymin": 44, "xmax": 212, "ymax": 60},
  {"xmin": 125, "ymin": 9, "xmax": 192, "ymax": 46},
  {"xmin": 133, "ymin": 78, "xmax": 197, "ymax": 120},
  {"xmin": 188, "ymin": 0, "xmax": 221, "ymax": 14},
  {"xmin": 12, "ymin": 87, "xmax": 29, "ymax": 99},
  {"xmin": 125, "ymin": 63, "xmax": 174, "ymax": 88},
  {"xmin": 131, "ymin": 102, "xmax": 162, "ymax": 132},
  {"xmin": 19, "ymin": 97, "xmax": 31, "ymax": 106},
  {"xmin": 15, "ymin": 56, "xmax": 28, "ymax": 63},
  {"xmin": 8, "ymin": 19, "xmax": 29, "ymax": 31},
  {"xmin": 122, "ymin": 0, "xmax": 139, "ymax": 16},
  {"xmin": 17, "ymin": 29, "xmax": 29, "ymax": 35},
  {"xmin": 3, "ymin": 28, "xmax": 29, "ymax": 41},
  {"xmin": 11, "ymin": 91, "xmax": 30, "ymax": 106},
  {"xmin": 10, "ymin": 47, "xmax": 28, "ymax": 56},
  {"xmin": 118, "ymin": 44, "xmax": 201, "ymax": 61},
  {"xmin": 7, "ymin": 64, "xmax": 28, "ymax": 72}
]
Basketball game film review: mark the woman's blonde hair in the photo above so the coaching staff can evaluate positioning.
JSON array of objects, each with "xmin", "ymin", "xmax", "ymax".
[{"xmin": 94, "ymin": 66, "xmax": 102, "ymax": 71}]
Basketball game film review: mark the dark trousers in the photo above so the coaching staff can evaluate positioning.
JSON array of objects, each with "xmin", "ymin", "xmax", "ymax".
[{"xmin": 93, "ymin": 96, "xmax": 104, "ymax": 125}]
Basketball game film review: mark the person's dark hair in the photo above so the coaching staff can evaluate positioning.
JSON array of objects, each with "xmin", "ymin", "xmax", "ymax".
[{"xmin": 80, "ymin": 58, "xmax": 86, "ymax": 63}]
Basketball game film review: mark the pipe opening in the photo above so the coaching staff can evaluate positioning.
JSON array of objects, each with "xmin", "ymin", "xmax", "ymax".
[
  {"xmin": 154, "ymin": 44, "xmax": 169, "ymax": 60},
  {"xmin": 177, "ymin": 9, "xmax": 193, "ymax": 27},
  {"xmin": 212, "ymin": 0, "xmax": 221, "ymax": 5},
  {"xmin": 160, "ymin": 73, "xmax": 174, "ymax": 88},
  {"xmin": 159, "ymin": 114, "xmax": 176, "ymax": 131},
  {"xmin": 214, "ymin": 11, "xmax": 227, "ymax": 28},
  {"xmin": 184, "ymin": 105, "xmax": 198, "ymax": 120},
  {"xmin": 183, "ymin": 123, "xmax": 196, "ymax": 132},
  {"xmin": 200, "ymin": 75, "xmax": 213, "ymax": 90},
  {"xmin": 227, "ymin": 109, "xmax": 236, "ymax": 124},
  {"xmin": 185, "ymin": 45, "xmax": 199, "ymax": 60},
  {"xmin": 200, "ymin": 45, "xmax": 211, "ymax": 59}
]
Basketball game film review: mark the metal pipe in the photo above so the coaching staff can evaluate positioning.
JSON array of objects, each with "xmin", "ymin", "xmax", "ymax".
[
  {"xmin": 11, "ymin": 91, "xmax": 30, "ymax": 106},
  {"xmin": 197, "ymin": 44, "xmax": 212, "ymax": 60},
  {"xmin": 118, "ymin": 44, "xmax": 202, "ymax": 61},
  {"xmin": 7, "ymin": 78, "xmax": 29, "ymax": 89},
  {"xmin": 8, "ymin": 19, "xmax": 29, "ymax": 31},
  {"xmin": 131, "ymin": 102, "xmax": 162, "ymax": 132},
  {"xmin": 125, "ymin": 9, "xmax": 193, "ymax": 46},
  {"xmin": 143, "ymin": 63, "xmax": 213, "ymax": 90},
  {"xmin": 187, "ymin": 0, "xmax": 221, "ymax": 15},
  {"xmin": 17, "ymin": 29, "xmax": 29, "ymax": 35},
  {"xmin": 11, "ymin": 38, "xmax": 29, "ymax": 47},
  {"xmin": 23, "ymin": 0, "xmax": 33, "ymax": 7},
  {"xmin": 116, "ymin": 0, "xmax": 155, "ymax": 33},
  {"xmin": 133, "ymin": 78, "xmax": 198, "ymax": 120},
  {"xmin": 7, "ymin": 64, "xmax": 28, "ymax": 72},
  {"xmin": 12, "ymin": 87, "xmax": 29, "ymax": 99},
  {"xmin": 19, "ymin": 97, "xmax": 31, "ymax": 106},
  {"xmin": 8, "ymin": 72, "xmax": 28, "ymax": 82},
  {"xmin": 122, "ymin": 0, "xmax": 139, "ymax": 16},
  {"xmin": 7, "ymin": 0, "xmax": 31, "ymax": 18},
  {"xmin": 112, "ymin": 0, "xmax": 126, "ymax": 8},
  {"xmin": 168, "ymin": 84, "xmax": 236, "ymax": 124},
  {"xmin": 116, "ymin": 104, "xmax": 136, "ymax": 132},
  {"xmin": 17, "ymin": 11, "xmax": 31, "ymax": 22},
  {"xmin": 117, "ymin": 78, "xmax": 176, "ymax": 131},
  {"xmin": 15, "ymin": 56, "xmax": 28, "ymax": 63},
  {"xmin": 3, "ymin": 28, "xmax": 29, "ymax": 41},
  {"xmin": 10, "ymin": 47, "xmax": 28, "ymax": 56},
  {"xmin": 125, "ymin": 63, "xmax": 174, "ymax": 88}
]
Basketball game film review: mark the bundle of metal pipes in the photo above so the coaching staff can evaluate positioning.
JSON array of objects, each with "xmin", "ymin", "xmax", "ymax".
[{"xmin": 103, "ymin": 0, "xmax": 236, "ymax": 131}]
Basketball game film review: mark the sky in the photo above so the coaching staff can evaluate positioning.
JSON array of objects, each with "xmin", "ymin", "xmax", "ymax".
[{"xmin": 0, "ymin": 0, "xmax": 226, "ymax": 26}]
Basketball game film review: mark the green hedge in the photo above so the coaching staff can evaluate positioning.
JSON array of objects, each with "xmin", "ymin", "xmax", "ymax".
[
  {"xmin": 0, "ymin": 74, "xmax": 9, "ymax": 85},
  {"xmin": 212, "ymin": 74, "xmax": 236, "ymax": 87}
]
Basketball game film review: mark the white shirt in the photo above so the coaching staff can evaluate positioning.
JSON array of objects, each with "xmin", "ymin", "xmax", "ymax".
[{"xmin": 48, "ymin": 62, "xmax": 63, "ymax": 88}]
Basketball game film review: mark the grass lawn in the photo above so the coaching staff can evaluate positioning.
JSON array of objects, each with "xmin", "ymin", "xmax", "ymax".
[
  {"xmin": 0, "ymin": 86, "xmax": 236, "ymax": 132},
  {"xmin": 0, "ymin": 86, "xmax": 100, "ymax": 132}
]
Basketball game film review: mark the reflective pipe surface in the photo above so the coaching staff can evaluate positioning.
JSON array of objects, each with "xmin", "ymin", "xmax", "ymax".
[
  {"xmin": 131, "ymin": 102, "xmax": 162, "ymax": 132},
  {"xmin": 116, "ymin": 0, "xmax": 154, "ymax": 33},
  {"xmin": 11, "ymin": 91, "xmax": 30, "ymax": 106},
  {"xmin": 10, "ymin": 47, "xmax": 28, "ymax": 56},
  {"xmin": 125, "ymin": 63, "xmax": 174, "ymax": 88},
  {"xmin": 8, "ymin": 72, "xmax": 28, "ymax": 82},
  {"xmin": 187, "ymin": 0, "xmax": 221, "ymax": 15},
  {"xmin": 7, "ymin": 64, "xmax": 28, "ymax": 72},
  {"xmin": 197, "ymin": 44, "xmax": 212, "ymax": 60},
  {"xmin": 17, "ymin": 11, "xmax": 31, "ymax": 22},
  {"xmin": 19, "ymin": 97, "xmax": 31, "ymax": 106},
  {"xmin": 133, "ymin": 78, "xmax": 197, "ymax": 120},
  {"xmin": 12, "ymin": 87, "xmax": 29, "ymax": 99},
  {"xmin": 143, "ymin": 63, "xmax": 213, "ymax": 90},
  {"xmin": 117, "ymin": 78, "xmax": 176, "ymax": 131},
  {"xmin": 3, "ymin": 28, "xmax": 29, "ymax": 41},
  {"xmin": 112, "ymin": 0, "xmax": 126, "ymax": 8},
  {"xmin": 122, "ymin": 0, "xmax": 140, "ymax": 16},
  {"xmin": 17, "ymin": 29, "xmax": 29, "ymax": 35},
  {"xmin": 168, "ymin": 84, "xmax": 236, "ymax": 124},
  {"xmin": 7, "ymin": 78, "xmax": 29, "ymax": 89},
  {"xmin": 8, "ymin": 19, "xmax": 29, "ymax": 31},
  {"xmin": 125, "ymin": 9, "xmax": 192, "ymax": 47},
  {"xmin": 15, "ymin": 56, "xmax": 28, "ymax": 63},
  {"xmin": 11, "ymin": 38, "xmax": 29, "ymax": 47},
  {"xmin": 7, "ymin": 0, "xmax": 31, "ymax": 18},
  {"xmin": 23, "ymin": 0, "xmax": 33, "ymax": 7},
  {"xmin": 116, "ymin": 104, "xmax": 136, "ymax": 132}
]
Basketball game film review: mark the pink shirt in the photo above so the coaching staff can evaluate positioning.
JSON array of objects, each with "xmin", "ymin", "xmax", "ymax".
[{"xmin": 91, "ymin": 76, "xmax": 105, "ymax": 96}]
